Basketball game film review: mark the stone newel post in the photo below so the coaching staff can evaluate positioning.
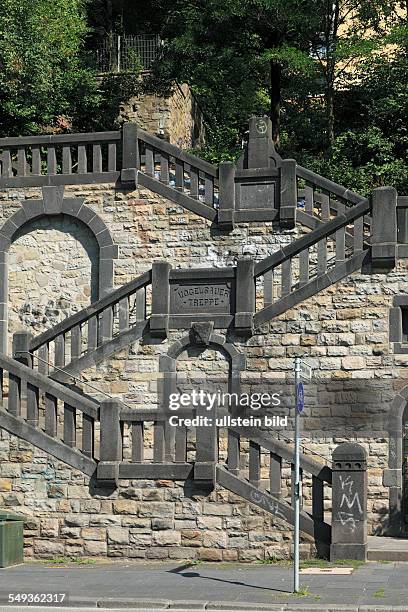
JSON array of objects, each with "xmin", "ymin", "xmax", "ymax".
[
  {"xmin": 12, "ymin": 330, "xmax": 33, "ymax": 368},
  {"xmin": 97, "ymin": 398, "xmax": 123, "ymax": 486},
  {"xmin": 10, "ymin": 331, "xmax": 34, "ymax": 420},
  {"xmin": 371, "ymin": 186, "xmax": 397, "ymax": 270},
  {"xmin": 218, "ymin": 161, "xmax": 235, "ymax": 230},
  {"xmin": 121, "ymin": 122, "xmax": 139, "ymax": 186},
  {"xmin": 150, "ymin": 261, "xmax": 171, "ymax": 339},
  {"xmin": 330, "ymin": 442, "xmax": 368, "ymax": 561}
]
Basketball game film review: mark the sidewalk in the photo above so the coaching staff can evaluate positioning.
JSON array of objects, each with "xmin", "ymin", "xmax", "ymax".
[{"xmin": 0, "ymin": 560, "xmax": 407, "ymax": 610}]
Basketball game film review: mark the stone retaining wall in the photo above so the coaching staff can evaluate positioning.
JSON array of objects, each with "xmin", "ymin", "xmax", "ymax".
[
  {"xmin": 0, "ymin": 430, "xmax": 315, "ymax": 561},
  {"xmin": 0, "ymin": 180, "xmax": 407, "ymax": 556},
  {"xmin": 120, "ymin": 83, "xmax": 205, "ymax": 148}
]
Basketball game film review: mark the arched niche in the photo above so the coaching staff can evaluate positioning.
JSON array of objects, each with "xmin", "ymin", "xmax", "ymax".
[
  {"xmin": 157, "ymin": 324, "xmax": 245, "ymax": 465},
  {"xmin": 0, "ymin": 186, "xmax": 117, "ymax": 353},
  {"xmin": 159, "ymin": 324, "xmax": 246, "ymax": 414},
  {"xmin": 160, "ymin": 325, "xmax": 245, "ymax": 377}
]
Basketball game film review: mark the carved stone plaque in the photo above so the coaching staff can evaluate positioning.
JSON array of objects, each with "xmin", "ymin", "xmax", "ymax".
[
  {"xmin": 170, "ymin": 281, "xmax": 232, "ymax": 314},
  {"xmin": 238, "ymin": 180, "xmax": 276, "ymax": 210}
]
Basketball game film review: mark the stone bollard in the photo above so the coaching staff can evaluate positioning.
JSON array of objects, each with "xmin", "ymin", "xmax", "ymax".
[{"xmin": 330, "ymin": 442, "xmax": 368, "ymax": 561}]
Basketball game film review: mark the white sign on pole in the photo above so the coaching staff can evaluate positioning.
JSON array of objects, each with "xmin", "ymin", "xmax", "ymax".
[{"xmin": 299, "ymin": 360, "xmax": 312, "ymax": 380}]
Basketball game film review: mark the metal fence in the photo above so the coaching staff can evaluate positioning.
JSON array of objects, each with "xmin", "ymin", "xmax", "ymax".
[{"xmin": 94, "ymin": 34, "xmax": 161, "ymax": 73}]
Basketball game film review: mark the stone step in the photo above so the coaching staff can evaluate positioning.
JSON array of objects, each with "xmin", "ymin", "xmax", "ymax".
[{"xmin": 367, "ymin": 535, "xmax": 408, "ymax": 561}]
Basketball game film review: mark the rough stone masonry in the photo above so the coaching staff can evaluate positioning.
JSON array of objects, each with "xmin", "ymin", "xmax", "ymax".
[{"xmin": 0, "ymin": 179, "xmax": 407, "ymax": 560}]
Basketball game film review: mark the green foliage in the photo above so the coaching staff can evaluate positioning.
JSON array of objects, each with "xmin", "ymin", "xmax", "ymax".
[
  {"xmin": 293, "ymin": 128, "xmax": 408, "ymax": 197},
  {"xmin": 0, "ymin": 0, "xmax": 88, "ymax": 134},
  {"xmin": 1, "ymin": 0, "xmax": 407, "ymax": 197},
  {"xmin": 188, "ymin": 125, "xmax": 242, "ymax": 165},
  {"xmin": 316, "ymin": 48, "xmax": 408, "ymax": 195},
  {"xmin": 262, "ymin": 44, "xmax": 315, "ymax": 75},
  {"xmin": 0, "ymin": 0, "xmax": 141, "ymax": 136},
  {"xmin": 145, "ymin": 0, "xmax": 408, "ymax": 198},
  {"xmin": 144, "ymin": 0, "xmax": 320, "ymax": 156},
  {"xmin": 299, "ymin": 558, "xmax": 366, "ymax": 569}
]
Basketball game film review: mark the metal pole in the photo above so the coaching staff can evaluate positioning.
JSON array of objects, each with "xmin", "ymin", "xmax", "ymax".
[{"xmin": 294, "ymin": 357, "xmax": 301, "ymax": 593}]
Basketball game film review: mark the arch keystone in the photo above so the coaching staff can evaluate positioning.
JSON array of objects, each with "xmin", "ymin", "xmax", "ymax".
[
  {"xmin": 190, "ymin": 322, "xmax": 213, "ymax": 346},
  {"xmin": 42, "ymin": 185, "xmax": 65, "ymax": 214}
]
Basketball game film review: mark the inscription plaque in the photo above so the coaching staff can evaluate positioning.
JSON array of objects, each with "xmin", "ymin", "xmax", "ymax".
[
  {"xmin": 238, "ymin": 181, "xmax": 276, "ymax": 210},
  {"xmin": 170, "ymin": 282, "xmax": 232, "ymax": 314}
]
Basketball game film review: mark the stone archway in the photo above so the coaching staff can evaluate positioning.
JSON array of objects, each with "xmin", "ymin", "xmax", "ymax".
[
  {"xmin": 0, "ymin": 186, "xmax": 117, "ymax": 353},
  {"xmin": 158, "ymin": 324, "xmax": 246, "ymax": 464},
  {"xmin": 160, "ymin": 323, "xmax": 246, "ymax": 377}
]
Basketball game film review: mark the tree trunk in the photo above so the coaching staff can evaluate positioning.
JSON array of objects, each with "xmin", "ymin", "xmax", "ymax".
[
  {"xmin": 324, "ymin": 0, "xmax": 339, "ymax": 151},
  {"xmin": 105, "ymin": 0, "xmax": 114, "ymax": 34},
  {"xmin": 270, "ymin": 60, "xmax": 281, "ymax": 147},
  {"xmin": 326, "ymin": 81, "xmax": 335, "ymax": 150}
]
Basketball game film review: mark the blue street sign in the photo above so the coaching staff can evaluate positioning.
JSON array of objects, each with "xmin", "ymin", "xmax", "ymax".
[{"xmin": 296, "ymin": 382, "xmax": 304, "ymax": 413}]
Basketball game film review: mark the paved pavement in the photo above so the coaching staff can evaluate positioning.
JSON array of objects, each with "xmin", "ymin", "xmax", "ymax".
[{"xmin": 1, "ymin": 560, "xmax": 408, "ymax": 610}]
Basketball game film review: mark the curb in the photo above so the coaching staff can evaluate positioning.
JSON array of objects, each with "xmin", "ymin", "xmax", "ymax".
[
  {"xmin": 66, "ymin": 599, "xmax": 408, "ymax": 611},
  {"xmin": 1, "ymin": 598, "xmax": 408, "ymax": 611}
]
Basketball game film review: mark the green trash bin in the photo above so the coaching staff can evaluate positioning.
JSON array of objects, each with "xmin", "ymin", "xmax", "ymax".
[{"xmin": 0, "ymin": 512, "xmax": 25, "ymax": 568}]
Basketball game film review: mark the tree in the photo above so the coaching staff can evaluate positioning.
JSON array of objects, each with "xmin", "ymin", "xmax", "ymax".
[
  {"xmin": 0, "ymin": 0, "xmax": 86, "ymax": 134},
  {"xmin": 86, "ymin": 0, "xmax": 166, "ymax": 41},
  {"xmin": 310, "ymin": 0, "xmax": 403, "ymax": 148},
  {"xmin": 0, "ymin": 0, "xmax": 141, "ymax": 136},
  {"xmin": 144, "ymin": 0, "xmax": 406, "ymax": 158},
  {"xmin": 145, "ymin": 0, "xmax": 321, "ymax": 149},
  {"xmin": 291, "ymin": 43, "xmax": 408, "ymax": 195}
]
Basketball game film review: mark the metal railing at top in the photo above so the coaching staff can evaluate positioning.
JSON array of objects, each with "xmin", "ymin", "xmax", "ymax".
[{"xmin": 93, "ymin": 34, "xmax": 161, "ymax": 73}]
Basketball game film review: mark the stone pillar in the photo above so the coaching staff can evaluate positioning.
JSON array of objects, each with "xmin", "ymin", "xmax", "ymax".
[
  {"xmin": 235, "ymin": 258, "xmax": 255, "ymax": 336},
  {"xmin": 218, "ymin": 161, "xmax": 235, "ymax": 230},
  {"xmin": 371, "ymin": 186, "xmax": 397, "ymax": 270},
  {"xmin": 279, "ymin": 159, "xmax": 297, "ymax": 229},
  {"xmin": 397, "ymin": 205, "xmax": 408, "ymax": 244},
  {"xmin": 97, "ymin": 398, "xmax": 123, "ymax": 486},
  {"xmin": 330, "ymin": 442, "xmax": 368, "ymax": 561},
  {"xmin": 195, "ymin": 401, "xmax": 218, "ymax": 482},
  {"xmin": 12, "ymin": 331, "xmax": 33, "ymax": 368},
  {"xmin": 150, "ymin": 261, "xmax": 171, "ymax": 338},
  {"xmin": 247, "ymin": 116, "xmax": 273, "ymax": 169},
  {"xmin": 121, "ymin": 122, "xmax": 139, "ymax": 186}
]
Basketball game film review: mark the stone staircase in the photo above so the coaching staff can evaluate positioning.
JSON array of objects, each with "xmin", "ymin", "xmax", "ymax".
[
  {"xmin": 0, "ymin": 118, "xmax": 405, "ymax": 560},
  {"xmin": 214, "ymin": 424, "xmax": 333, "ymax": 558},
  {"xmin": 0, "ymin": 353, "xmax": 97, "ymax": 475},
  {"xmin": 23, "ymin": 186, "xmax": 380, "ymax": 384},
  {"xmin": 0, "ymin": 345, "xmax": 372, "ymax": 561}
]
